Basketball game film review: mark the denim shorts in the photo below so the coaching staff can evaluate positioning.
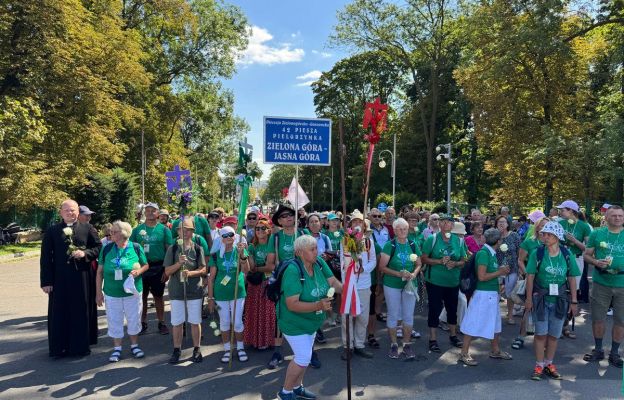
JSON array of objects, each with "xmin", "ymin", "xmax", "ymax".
[{"xmin": 532, "ymin": 301, "xmax": 565, "ymax": 338}]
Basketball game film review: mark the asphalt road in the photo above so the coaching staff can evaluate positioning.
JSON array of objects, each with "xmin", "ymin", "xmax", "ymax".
[{"xmin": 0, "ymin": 257, "xmax": 622, "ymax": 399}]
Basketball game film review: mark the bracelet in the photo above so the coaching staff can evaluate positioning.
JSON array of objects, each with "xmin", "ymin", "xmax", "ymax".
[
  {"xmin": 571, "ymin": 301, "xmax": 578, "ymax": 304},
  {"xmin": 240, "ymin": 256, "xmax": 248, "ymax": 261}
]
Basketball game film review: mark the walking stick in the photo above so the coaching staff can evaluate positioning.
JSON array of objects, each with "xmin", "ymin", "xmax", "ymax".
[{"xmin": 229, "ymin": 245, "xmax": 241, "ymax": 369}]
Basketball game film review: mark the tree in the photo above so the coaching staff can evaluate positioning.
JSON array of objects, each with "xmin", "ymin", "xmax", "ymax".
[{"xmin": 263, "ymin": 165, "xmax": 296, "ymax": 204}]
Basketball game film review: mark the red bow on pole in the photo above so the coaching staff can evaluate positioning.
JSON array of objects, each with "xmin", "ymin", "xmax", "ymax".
[{"xmin": 362, "ymin": 97, "xmax": 388, "ymax": 215}]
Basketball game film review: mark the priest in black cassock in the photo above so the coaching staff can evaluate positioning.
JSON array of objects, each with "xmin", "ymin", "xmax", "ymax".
[{"xmin": 40, "ymin": 199, "xmax": 102, "ymax": 358}]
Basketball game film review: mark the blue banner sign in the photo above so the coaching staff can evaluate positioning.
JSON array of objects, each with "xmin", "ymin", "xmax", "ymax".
[{"xmin": 263, "ymin": 116, "xmax": 331, "ymax": 166}]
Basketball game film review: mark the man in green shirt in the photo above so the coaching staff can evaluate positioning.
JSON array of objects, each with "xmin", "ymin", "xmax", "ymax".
[
  {"xmin": 130, "ymin": 202, "xmax": 174, "ymax": 335},
  {"xmin": 583, "ymin": 205, "xmax": 624, "ymax": 368}
]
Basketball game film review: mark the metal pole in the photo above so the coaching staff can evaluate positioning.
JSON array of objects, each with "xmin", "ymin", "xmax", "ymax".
[
  {"xmin": 331, "ymin": 168, "xmax": 334, "ymax": 211},
  {"xmin": 141, "ymin": 130, "xmax": 145, "ymax": 204},
  {"xmin": 392, "ymin": 132, "xmax": 396, "ymax": 208},
  {"xmin": 447, "ymin": 144, "xmax": 452, "ymax": 214},
  {"xmin": 311, "ymin": 174, "xmax": 314, "ymax": 211},
  {"xmin": 295, "ymin": 166, "xmax": 299, "ymax": 237}
]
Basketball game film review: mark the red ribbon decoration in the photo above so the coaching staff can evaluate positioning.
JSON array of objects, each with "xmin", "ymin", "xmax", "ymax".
[
  {"xmin": 281, "ymin": 187, "xmax": 289, "ymax": 198},
  {"xmin": 361, "ymin": 97, "xmax": 389, "ymax": 213}
]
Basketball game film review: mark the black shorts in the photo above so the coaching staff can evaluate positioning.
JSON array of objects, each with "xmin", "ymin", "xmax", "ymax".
[{"xmin": 143, "ymin": 262, "xmax": 165, "ymax": 297}]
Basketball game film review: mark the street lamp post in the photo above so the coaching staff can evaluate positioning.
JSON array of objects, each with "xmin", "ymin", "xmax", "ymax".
[
  {"xmin": 322, "ymin": 174, "xmax": 333, "ymax": 211},
  {"xmin": 378, "ymin": 148, "xmax": 396, "ymax": 208},
  {"xmin": 436, "ymin": 143, "xmax": 452, "ymax": 214}
]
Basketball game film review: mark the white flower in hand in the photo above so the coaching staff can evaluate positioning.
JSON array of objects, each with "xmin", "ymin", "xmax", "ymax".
[
  {"xmin": 241, "ymin": 229, "xmax": 247, "ymax": 238},
  {"xmin": 445, "ymin": 232, "xmax": 451, "ymax": 239},
  {"xmin": 327, "ymin": 287, "xmax": 335, "ymax": 299},
  {"xmin": 209, "ymin": 321, "xmax": 218, "ymax": 329},
  {"xmin": 177, "ymin": 239, "xmax": 183, "ymax": 246},
  {"xmin": 409, "ymin": 254, "xmax": 418, "ymax": 262},
  {"xmin": 414, "ymin": 227, "xmax": 419, "ymax": 233},
  {"xmin": 500, "ymin": 243, "xmax": 509, "ymax": 252},
  {"xmin": 568, "ymin": 218, "xmax": 575, "ymax": 225},
  {"xmin": 214, "ymin": 329, "xmax": 221, "ymax": 336},
  {"xmin": 62, "ymin": 227, "xmax": 73, "ymax": 236},
  {"xmin": 139, "ymin": 230, "xmax": 147, "ymax": 236},
  {"xmin": 600, "ymin": 241, "xmax": 608, "ymax": 249}
]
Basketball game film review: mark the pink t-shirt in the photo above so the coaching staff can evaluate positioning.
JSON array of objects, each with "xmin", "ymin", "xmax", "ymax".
[{"xmin": 465, "ymin": 235, "xmax": 483, "ymax": 254}]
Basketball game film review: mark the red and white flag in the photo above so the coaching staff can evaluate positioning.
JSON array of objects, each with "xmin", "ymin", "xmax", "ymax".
[{"xmin": 340, "ymin": 258, "xmax": 361, "ymax": 316}]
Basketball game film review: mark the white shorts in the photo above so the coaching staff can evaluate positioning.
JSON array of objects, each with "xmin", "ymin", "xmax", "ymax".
[
  {"xmin": 105, "ymin": 294, "xmax": 142, "ymax": 338},
  {"xmin": 216, "ymin": 298, "xmax": 245, "ymax": 332},
  {"xmin": 170, "ymin": 299, "xmax": 202, "ymax": 326},
  {"xmin": 284, "ymin": 333, "xmax": 316, "ymax": 367},
  {"xmin": 460, "ymin": 290, "xmax": 501, "ymax": 340}
]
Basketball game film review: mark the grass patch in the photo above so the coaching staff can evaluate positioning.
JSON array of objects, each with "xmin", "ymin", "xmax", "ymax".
[{"xmin": 0, "ymin": 241, "xmax": 41, "ymax": 256}]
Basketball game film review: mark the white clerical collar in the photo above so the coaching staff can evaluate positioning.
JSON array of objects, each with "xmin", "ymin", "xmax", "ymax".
[{"xmin": 484, "ymin": 244, "xmax": 496, "ymax": 256}]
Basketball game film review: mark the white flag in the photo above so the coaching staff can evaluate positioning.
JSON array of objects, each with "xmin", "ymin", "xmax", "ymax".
[{"xmin": 287, "ymin": 176, "xmax": 310, "ymax": 209}]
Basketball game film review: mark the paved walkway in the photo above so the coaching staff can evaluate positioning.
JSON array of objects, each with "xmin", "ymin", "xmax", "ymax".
[{"xmin": 0, "ymin": 257, "xmax": 622, "ymax": 399}]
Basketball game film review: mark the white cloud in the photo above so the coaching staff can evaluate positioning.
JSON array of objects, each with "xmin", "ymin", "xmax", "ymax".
[
  {"xmin": 312, "ymin": 50, "xmax": 332, "ymax": 58},
  {"xmin": 295, "ymin": 70, "xmax": 322, "ymax": 87},
  {"xmin": 237, "ymin": 26, "xmax": 305, "ymax": 65}
]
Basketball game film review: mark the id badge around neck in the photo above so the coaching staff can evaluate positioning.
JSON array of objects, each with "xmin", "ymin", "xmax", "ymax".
[
  {"xmin": 549, "ymin": 283, "xmax": 559, "ymax": 296},
  {"xmin": 114, "ymin": 269, "xmax": 123, "ymax": 281}
]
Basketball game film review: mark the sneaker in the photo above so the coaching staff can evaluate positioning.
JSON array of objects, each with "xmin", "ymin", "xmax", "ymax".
[
  {"xmin": 169, "ymin": 348, "xmax": 181, "ymax": 364},
  {"xmin": 158, "ymin": 321, "xmax": 169, "ymax": 335},
  {"xmin": 139, "ymin": 322, "xmax": 148, "ymax": 335},
  {"xmin": 388, "ymin": 344, "xmax": 399, "ymax": 359},
  {"xmin": 354, "ymin": 347, "xmax": 373, "ymax": 359},
  {"xmin": 401, "ymin": 344, "xmax": 415, "ymax": 360},
  {"xmin": 191, "ymin": 348, "xmax": 203, "ymax": 363},
  {"xmin": 315, "ymin": 329, "xmax": 326, "ymax": 344},
  {"xmin": 544, "ymin": 363, "xmax": 562, "ymax": 380},
  {"xmin": 607, "ymin": 308, "xmax": 614, "ymax": 316},
  {"xmin": 531, "ymin": 365, "xmax": 544, "ymax": 381},
  {"xmin": 411, "ymin": 330, "xmax": 421, "ymax": 339},
  {"xmin": 309, "ymin": 351, "xmax": 321, "ymax": 369},
  {"xmin": 396, "ymin": 328, "xmax": 403, "ymax": 339},
  {"xmin": 459, "ymin": 353, "xmax": 478, "ymax": 366},
  {"xmin": 277, "ymin": 390, "xmax": 296, "ymax": 400},
  {"xmin": 267, "ymin": 351, "xmax": 283, "ymax": 370},
  {"xmin": 293, "ymin": 385, "xmax": 317, "ymax": 400},
  {"xmin": 609, "ymin": 353, "xmax": 624, "ymax": 368},
  {"xmin": 438, "ymin": 321, "xmax": 450, "ymax": 331}
]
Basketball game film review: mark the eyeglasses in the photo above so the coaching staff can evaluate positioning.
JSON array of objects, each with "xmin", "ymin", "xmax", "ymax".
[
  {"xmin": 255, "ymin": 226, "xmax": 268, "ymax": 231},
  {"xmin": 221, "ymin": 232, "xmax": 235, "ymax": 239},
  {"xmin": 247, "ymin": 216, "xmax": 257, "ymax": 220},
  {"xmin": 370, "ymin": 215, "xmax": 381, "ymax": 218}
]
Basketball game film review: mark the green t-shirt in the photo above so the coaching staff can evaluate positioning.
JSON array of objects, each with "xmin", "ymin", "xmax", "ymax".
[
  {"xmin": 268, "ymin": 230, "xmax": 298, "ymax": 262},
  {"xmin": 98, "ymin": 242, "xmax": 147, "ymax": 298},
  {"xmin": 171, "ymin": 215, "xmax": 211, "ymax": 242},
  {"xmin": 249, "ymin": 242, "xmax": 272, "ymax": 281},
  {"xmin": 277, "ymin": 257, "xmax": 333, "ymax": 335},
  {"xmin": 558, "ymin": 219, "xmax": 591, "ymax": 256},
  {"xmin": 164, "ymin": 243, "xmax": 206, "ymax": 301},
  {"xmin": 417, "ymin": 221, "xmax": 428, "ymax": 233},
  {"xmin": 588, "ymin": 227, "xmax": 624, "ymax": 288},
  {"xmin": 192, "ymin": 234, "xmax": 209, "ymax": 257},
  {"xmin": 525, "ymin": 248, "xmax": 580, "ymax": 303},
  {"xmin": 475, "ymin": 246, "xmax": 499, "ymax": 292},
  {"xmin": 408, "ymin": 231, "xmax": 423, "ymax": 247},
  {"xmin": 422, "ymin": 232, "xmax": 467, "ymax": 287},
  {"xmin": 208, "ymin": 249, "xmax": 248, "ymax": 301},
  {"xmin": 520, "ymin": 237, "xmax": 541, "ymax": 255},
  {"xmin": 129, "ymin": 223, "xmax": 173, "ymax": 262},
  {"xmin": 324, "ymin": 228, "xmax": 344, "ymax": 251},
  {"xmin": 382, "ymin": 240, "xmax": 421, "ymax": 289}
]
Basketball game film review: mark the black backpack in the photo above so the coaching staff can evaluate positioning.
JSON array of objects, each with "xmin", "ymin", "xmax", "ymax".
[
  {"xmin": 459, "ymin": 253, "xmax": 478, "ymax": 295},
  {"xmin": 265, "ymin": 258, "xmax": 306, "ymax": 304},
  {"xmin": 387, "ymin": 238, "xmax": 418, "ymax": 264}
]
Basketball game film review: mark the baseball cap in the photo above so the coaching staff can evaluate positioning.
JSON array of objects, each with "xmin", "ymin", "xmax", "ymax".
[
  {"xmin": 327, "ymin": 213, "xmax": 340, "ymax": 221},
  {"xmin": 556, "ymin": 200, "xmax": 579, "ymax": 212},
  {"xmin": 144, "ymin": 202, "xmax": 159, "ymax": 210},
  {"xmin": 79, "ymin": 205, "xmax": 95, "ymax": 215}
]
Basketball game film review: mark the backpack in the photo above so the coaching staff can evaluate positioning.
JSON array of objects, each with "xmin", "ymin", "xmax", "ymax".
[
  {"xmin": 459, "ymin": 253, "xmax": 478, "ymax": 295},
  {"xmin": 265, "ymin": 258, "xmax": 306, "ymax": 304},
  {"xmin": 171, "ymin": 241, "xmax": 203, "ymax": 268},
  {"xmin": 387, "ymin": 238, "xmax": 418, "ymax": 264},
  {"xmin": 102, "ymin": 241, "xmax": 142, "ymax": 261}
]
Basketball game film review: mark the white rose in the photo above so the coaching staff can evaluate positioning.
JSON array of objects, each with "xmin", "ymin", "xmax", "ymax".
[
  {"xmin": 62, "ymin": 227, "xmax": 73, "ymax": 236},
  {"xmin": 413, "ymin": 227, "xmax": 419, "ymax": 233},
  {"xmin": 209, "ymin": 321, "xmax": 218, "ymax": 329},
  {"xmin": 176, "ymin": 239, "xmax": 183, "ymax": 246},
  {"xmin": 500, "ymin": 243, "xmax": 509, "ymax": 252},
  {"xmin": 600, "ymin": 241, "xmax": 608, "ymax": 249},
  {"xmin": 132, "ymin": 263, "xmax": 140, "ymax": 270},
  {"xmin": 333, "ymin": 231, "xmax": 340, "ymax": 238},
  {"xmin": 568, "ymin": 218, "xmax": 575, "ymax": 225},
  {"xmin": 241, "ymin": 229, "xmax": 247, "ymax": 238},
  {"xmin": 214, "ymin": 329, "xmax": 221, "ymax": 336},
  {"xmin": 445, "ymin": 232, "xmax": 451, "ymax": 239},
  {"xmin": 409, "ymin": 254, "xmax": 418, "ymax": 262},
  {"xmin": 327, "ymin": 287, "xmax": 335, "ymax": 299},
  {"xmin": 139, "ymin": 230, "xmax": 147, "ymax": 236}
]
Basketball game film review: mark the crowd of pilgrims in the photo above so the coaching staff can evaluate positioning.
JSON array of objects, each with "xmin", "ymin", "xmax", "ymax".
[{"xmin": 40, "ymin": 199, "xmax": 624, "ymax": 400}]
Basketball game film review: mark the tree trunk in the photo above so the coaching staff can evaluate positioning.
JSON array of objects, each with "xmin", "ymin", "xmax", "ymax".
[{"xmin": 616, "ymin": 154, "xmax": 624, "ymax": 205}]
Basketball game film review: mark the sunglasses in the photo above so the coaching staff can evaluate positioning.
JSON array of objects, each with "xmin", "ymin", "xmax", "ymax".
[
  {"xmin": 370, "ymin": 215, "xmax": 381, "ymax": 218},
  {"xmin": 221, "ymin": 232, "xmax": 235, "ymax": 239},
  {"xmin": 279, "ymin": 213, "xmax": 294, "ymax": 219},
  {"xmin": 255, "ymin": 226, "xmax": 268, "ymax": 231},
  {"xmin": 247, "ymin": 216, "xmax": 257, "ymax": 220}
]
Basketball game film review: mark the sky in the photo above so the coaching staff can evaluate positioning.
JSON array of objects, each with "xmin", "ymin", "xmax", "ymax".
[{"xmin": 224, "ymin": 0, "xmax": 352, "ymax": 179}]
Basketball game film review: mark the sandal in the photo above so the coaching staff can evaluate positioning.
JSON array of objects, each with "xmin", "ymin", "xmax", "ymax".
[
  {"xmin": 511, "ymin": 337, "xmax": 524, "ymax": 350},
  {"xmin": 429, "ymin": 340, "xmax": 441, "ymax": 353},
  {"xmin": 220, "ymin": 351, "xmax": 231, "ymax": 363},
  {"xmin": 131, "ymin": 346, "xmax": 145, "ymax": 359},
  {"xmin": 583, "ymin": 349, "xmax": 605, "ymax": 362},
  {"xmin": 237, "ymin": 349, "xmax": 249, "ymax": 362},
  {"xmin": 109, "ymin": 349, "xmax": 122, "ymax": 363},
  {"xmin": 489, "ymin": 350, "xmax": 513, "ymax": 360},
  {"xmin": 376, "ymin": 313, "xmax": 387, "ymax": 322},
  {"xmin": 562, "ymin": 328, "xmax": 576, "ymax": 339}
]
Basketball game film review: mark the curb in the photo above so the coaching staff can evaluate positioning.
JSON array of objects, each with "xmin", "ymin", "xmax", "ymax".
[{"xmin": 0, "ymin": 250, "xmax": 40, "ymax": 264}]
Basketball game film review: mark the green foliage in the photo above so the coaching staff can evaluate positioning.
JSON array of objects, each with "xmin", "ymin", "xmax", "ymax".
[
  {"xmin": 109, "ymin": 168, "xmax": 139, "ymax": 223},
  {"xmin": 263, "ymin": 165, "xmax": 296, "ymax": 204},
  {"xmin": 73, "ymin": 173, "xmax": 114, "ymax": 228}
]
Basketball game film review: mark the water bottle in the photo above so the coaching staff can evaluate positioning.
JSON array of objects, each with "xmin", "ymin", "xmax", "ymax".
[{"xmin": 526, "ymin": 313, "xmax": 535, "ymax": 335}]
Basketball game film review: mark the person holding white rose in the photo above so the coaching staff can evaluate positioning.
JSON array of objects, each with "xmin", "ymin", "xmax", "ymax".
[
  {"xmin": 379, "ymin": 218, "xmax": 422, "ymax": 359},
  {"xmin": 340, "ymin": 210, "xmax": 376, "ymax": 360},
  {"xmin": 164, "ymin": 217, "xmax": 207, "ymax": 364},
  {"xmin": 421, "ymin": 214, "xmax": 467, "ymax": 353},
  {"xmin": 459, "ymin": 228, "xmax": 512, "ymax": 366},
  {"xmin": 494, "ymin": 215, "xmax": 522, "ymax": 325},
  {"xmin": 583, "ymin": 205, "xmax": 624, "ymax": 368},
  {"xmin": 95, "ymin": 220, "xmax": 149, "ymax": 363}
]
